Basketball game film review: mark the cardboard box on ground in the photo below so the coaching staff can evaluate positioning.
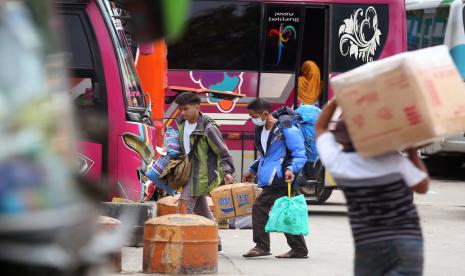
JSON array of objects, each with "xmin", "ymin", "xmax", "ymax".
[
  {"xmin": 210, "ymin": 183, "xmax": 263, "ymax": 219},
  {"xmin": 331, "ymin": 45, "xmax": 465, "ymax": 157}
]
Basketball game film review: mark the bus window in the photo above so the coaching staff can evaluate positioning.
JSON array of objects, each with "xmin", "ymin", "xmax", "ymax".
[
  {"xmin": 167, "ymin": 1, "xmax": 261, "ymax": 71},
  {"xmin": 407, "ymin": 7, "xmax": 449, "ymax": 51},
  {"xmin": 61, "ymin": 13, "xmax": 95, "ymax": 104},
  {"xmin": 59, "ymin": 10, "xmax": 108, "ymax": 143},
  {"xmin": 104, "ymin": 1, "xmax": 146, "ymax": 110},
  {"xmin": 62, "ymin": 14, "xmax": 94, "ymax": 73}
]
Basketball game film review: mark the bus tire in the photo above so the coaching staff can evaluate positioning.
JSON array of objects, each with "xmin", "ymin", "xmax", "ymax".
[{"xmin": 315, "ymin": 188, "xmax": 333, "ymax": 204}]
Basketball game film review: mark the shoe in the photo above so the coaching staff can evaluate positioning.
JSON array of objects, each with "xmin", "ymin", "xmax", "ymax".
[
  {"xmin": 275, "ymin": 250, "xmax": 308, "ymax": 259},
  {"xmin": 218, "ymin": 242, "xmax": 222, "ymax": 252},
  {"xmin": 242, "ymin": 247, "xmax": 271, "ymax": 258}
]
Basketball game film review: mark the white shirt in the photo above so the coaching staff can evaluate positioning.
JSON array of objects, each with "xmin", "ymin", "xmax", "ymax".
[
  {"xmin": 183, "ymin": 121, "xmax": 197, "ymax": 154},
  {"xmin": 316, "ymin": 132, "xmax": 427, "ymax": 187},
  {"xmin": 261, "ymin": 127, "xmax": 271, "ymax": 154}
]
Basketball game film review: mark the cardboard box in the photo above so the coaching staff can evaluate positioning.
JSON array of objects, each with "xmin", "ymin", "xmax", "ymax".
[
  {"xmin": 231, "ymin": 183, "xmax": 260, "ymax": 217},
  {"xmin": 210, "ymin": 183, "xmax": 262, "ymax": 218},
  {"xmin": 331, "ymin": 45, "xmax": 465, "ymax": 157},
  {"xmin": 210, "ymin": 184, "xmax": 235, "ymax": 219}
]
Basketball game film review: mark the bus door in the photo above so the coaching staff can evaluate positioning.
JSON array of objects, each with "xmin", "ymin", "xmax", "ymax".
[
  {"xmin": 58, "ymin": 4, "xmax": 108, "ymax": 184},
  {"xmin": 57, "ymin": 0, "xmax": 157, "ymax": 201},
  {"xmin": 260, "ymin": 4, "xmax": 330, "ymax": 108}
]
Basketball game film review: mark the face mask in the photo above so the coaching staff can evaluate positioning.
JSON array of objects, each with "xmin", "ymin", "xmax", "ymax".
[{"xmin": 251, "ymin": 116, "xmax": 265, "ymax": 126}]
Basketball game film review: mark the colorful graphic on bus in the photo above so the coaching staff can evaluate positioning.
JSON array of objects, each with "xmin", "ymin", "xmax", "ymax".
[
  {"xmin": 190, "ymin": 71, "xmax": 244, "ymax": 113},
  {"xmin": 269, "ymin": 23, "xmax": 297, "ymax": 64}
]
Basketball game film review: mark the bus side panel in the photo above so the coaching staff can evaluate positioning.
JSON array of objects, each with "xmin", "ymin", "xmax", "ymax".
[
  {"xmin": 79, "ymin": 141, "xmax": 102, "ymax": 183},
  {"xmin": 166, "ymin": 70, "xmax": 259, "ymax": 177},
  {"xmin": 165, "ymin": 70, "xmax": 258, "ymax": 127},
  {"xmin": 117, "ymin": 123, "xmax": 155, "ymax": 201},
  {"xmin": 379, "ymin": 0, "xmax": 407, "ymax": 58}
]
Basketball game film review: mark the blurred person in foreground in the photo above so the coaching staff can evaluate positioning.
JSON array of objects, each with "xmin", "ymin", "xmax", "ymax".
[
  {"xmin": 315, "ymin": 99, "xmax": 429, "ymax": 276},
  {"xmin": 242, "ymin": 98, "xmax": 308, "ymax": 259}
]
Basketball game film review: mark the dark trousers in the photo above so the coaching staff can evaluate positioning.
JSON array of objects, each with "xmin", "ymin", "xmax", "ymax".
[
  {"xmin": 354, "ymin": 239, "xmax": 423, "ymax": 276},
  {"xmin": 252, "ymin": 186, "xmax": 308, "ymax": 254}
]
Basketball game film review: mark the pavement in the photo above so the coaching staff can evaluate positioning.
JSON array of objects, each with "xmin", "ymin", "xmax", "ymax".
[{"xmin": 112, "ymin": 179, "xmax": 465, "ymax": 276}]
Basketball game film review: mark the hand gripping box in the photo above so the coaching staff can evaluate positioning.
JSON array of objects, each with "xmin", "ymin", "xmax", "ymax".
[
  {"xmin": 210, "ymin": 183, "xmax": 262, "ymax": 219},
  {"xmin": 210, "ymin": 184, "xmax": 235, "ymax": 219},
  {"xmin": 330, "ymin": 45, "xmax": 465, "ymax": 157},
  {"xmin": 231, "ymin": 183, "xmax": 261, "ymax": 217}
]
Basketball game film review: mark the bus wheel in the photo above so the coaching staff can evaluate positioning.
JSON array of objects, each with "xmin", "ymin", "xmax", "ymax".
[
  {"xmin": 315, "ymin": 187, "xmax": 333, "ymax": 204},
  {"xmin": 299, "ymin": 161, "xmax": 333, "ymax": 204}
]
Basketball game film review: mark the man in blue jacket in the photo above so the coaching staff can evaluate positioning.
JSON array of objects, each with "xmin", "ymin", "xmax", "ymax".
[{"xmin": 243, "ymin": 99, "xmax": 308, "ymax": 259}]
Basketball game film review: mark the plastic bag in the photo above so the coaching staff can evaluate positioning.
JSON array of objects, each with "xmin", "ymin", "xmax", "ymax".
[
  {"xmin": 143, "ymin": 127, "xmax": 181, "ymax": 196},
  {"xmin": 165, "ymin": 127, "xmax": 181, "ymax": 157},
  {"xmin": 265, "ymin": 194, "xmax": 309, "ymax": 236}
]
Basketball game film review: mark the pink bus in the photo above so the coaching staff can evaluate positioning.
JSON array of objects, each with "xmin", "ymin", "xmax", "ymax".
[
  {"xmin": 57, "ymin": 0, "xmax": 156, "ymax": 202},
  {"xmin": 164, "ymin": 0, "xmax": 406, "ymax": 202}
]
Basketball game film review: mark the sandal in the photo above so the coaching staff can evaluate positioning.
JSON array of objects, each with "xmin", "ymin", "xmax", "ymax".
[
  {"xmin": 242, "ymin": 247, "xmax": 271, "ymax": 258},
  {"xmin": 275, "ymin": 250, "xmax": 308, "ymax": 259}
]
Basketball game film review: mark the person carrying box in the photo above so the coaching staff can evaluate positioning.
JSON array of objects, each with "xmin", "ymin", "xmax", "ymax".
[{"xmin": 315, "ymin": 99, "xmax": 429, "ymax": 276}]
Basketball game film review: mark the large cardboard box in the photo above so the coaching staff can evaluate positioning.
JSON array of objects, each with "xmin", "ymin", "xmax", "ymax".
[
  {"xmin": 331, "ymin": 46, "xmax": 465, "ymax": 157},
  {"xmin": 210, "ymin": 183, "xmax": 262, "ymax": 219},
  {"xmin": 210, "ymin": 184, "xmax": 235, "ymax": 219},
  {"xmin": 231, "ymin": 183, "xmax": 261, "ymax": 217}
]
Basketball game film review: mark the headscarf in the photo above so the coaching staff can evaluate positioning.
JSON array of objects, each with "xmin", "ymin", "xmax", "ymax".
[{"xmin": 298, "ymin": 60, "xmax": 321, "ymax": 104}]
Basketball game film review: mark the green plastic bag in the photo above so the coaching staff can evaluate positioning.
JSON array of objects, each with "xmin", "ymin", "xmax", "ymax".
[{"xmin": 265, "ymin": 194, "xmax": 309, "ymax": 236}]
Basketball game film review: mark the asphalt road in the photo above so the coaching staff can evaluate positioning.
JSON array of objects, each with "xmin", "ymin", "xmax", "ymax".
[{"xmin": 113, "ymin": 178, "xmax": 465, "ymax": 276}]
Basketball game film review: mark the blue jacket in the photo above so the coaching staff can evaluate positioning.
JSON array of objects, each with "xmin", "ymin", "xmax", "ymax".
[{"xmin": 249, "ymin": 123, "xmax": 307, "ymax": 188}]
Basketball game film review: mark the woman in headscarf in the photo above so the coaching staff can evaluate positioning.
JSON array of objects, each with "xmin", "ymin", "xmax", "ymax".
[{"xmin": 298, "ymin": 60, "xmax": 321, "ymax": 105}]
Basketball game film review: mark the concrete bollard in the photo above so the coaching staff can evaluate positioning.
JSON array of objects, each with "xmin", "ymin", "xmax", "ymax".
[
  {"xmin": 97, "ymin": 216, "xmax": 122, "ymax": 272},
  {"xmin": 143, "ymin": 214, "xmax": 218, "ymax": 274},
  {"xmin": 156, "ymin": 195, "xmax": 186, "ymax": 216}
]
